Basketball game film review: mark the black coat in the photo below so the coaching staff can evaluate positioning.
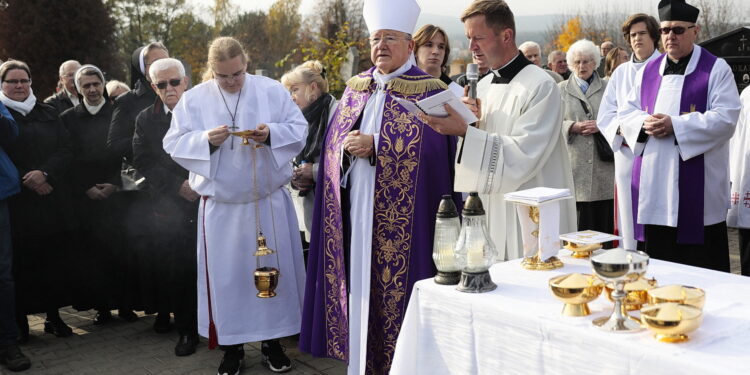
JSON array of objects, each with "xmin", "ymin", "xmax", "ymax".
[
  {"xmin": 44, "ymin": 91, "xmax": 75, "ymax": 115},
  {"xmin": 5, "ymin": 102, "xmax": 74, "ymax": 313},
  {"xmin": 5, "ymin": 103, "xmax": 74, "ymax": 236},
  {"xmin": 132, "ymin": 101, "xmax": 198, "ymax": 227},
  {"xmin": 107, "ymin": 80, "xmax": 156, "ymax": 161}
]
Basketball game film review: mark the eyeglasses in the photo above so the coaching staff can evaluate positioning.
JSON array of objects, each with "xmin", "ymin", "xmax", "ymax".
[
  {"xmin": 658, "ymin": 25, "xmax": 695, "ymax": 35},
  {"xmin": 3, "ymin": 79, "xmax": 31, "ymax": 85},
  {"xmin": 571, "ymin": 59, "xmax": 594, "ymax": 66},
  {"xmin": 214, "ymin": 70, "xmax": 244, "ymax": 82},
  {"xmin": 369, "ymin": 36, "xmax": 407, "ymax": 46},
  {"xmin": 156, "ymin": 79, "xmax": 182, "ymax": 90}
]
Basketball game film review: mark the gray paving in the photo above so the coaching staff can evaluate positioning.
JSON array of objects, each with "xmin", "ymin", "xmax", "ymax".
[{"xmin": 3, "ymin": 229, "xmax": 744, "ymax": 374}]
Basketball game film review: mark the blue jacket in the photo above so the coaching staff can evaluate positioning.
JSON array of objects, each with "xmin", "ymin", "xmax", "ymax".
[{"xmin": 0, "ymin": 101, "xmax": 20, "ymax": 200}]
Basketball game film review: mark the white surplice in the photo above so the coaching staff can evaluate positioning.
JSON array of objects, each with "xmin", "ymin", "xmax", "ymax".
[
  {"xmin": 454, "ymin": 63, "xmax": 577, "ymax": 261},
  {"xmin": 596, "ymin": 49, "xmax": 661, "ymax": 249},
  {"xmin": 163, "ymin": 74, "xmax": 308, "ymax": 345},
  {"xmin": 618, "ymin": 46, "xmax": 741, "ymax": 228},
  {"xmin": 345, "ymin": 60, "xmax": 413, "ymax": 375},
  {"xmin": 728, "ymin": 87, "xmax": 750, "ymax": 228}
]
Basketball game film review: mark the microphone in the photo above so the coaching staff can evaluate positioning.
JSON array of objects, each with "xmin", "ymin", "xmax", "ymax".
[{"xmin": 466, "ymin": 63, "xmax": 479, "ymax": 99}]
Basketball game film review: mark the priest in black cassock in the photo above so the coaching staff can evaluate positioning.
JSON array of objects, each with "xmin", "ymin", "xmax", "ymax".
[
  {"xmin": 132, "ymin": 58, "xmax": 199, "ymax": 356},
  {"xmin": 0, "ymin": 60, "xmax": 75, "ymax": 342},
  {"xmin": 61, "ymin": 65, "xmax": 127, "ymax": 318},
  {"xmin": 618, "ymin": 0, "xmax": 741, "ymax": 271}
]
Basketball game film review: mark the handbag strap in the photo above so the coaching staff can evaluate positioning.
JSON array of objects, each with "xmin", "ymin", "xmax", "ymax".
[{"xmin": 577, "ymin": 97, "xmax": 591, "ymax": 118}]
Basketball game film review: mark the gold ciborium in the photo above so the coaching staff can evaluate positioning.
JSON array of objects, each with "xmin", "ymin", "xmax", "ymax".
[
  {"xmin": 521, "ymin": 206, "xmax": 563, "ymax": 270},
  {"xmin": 549, "ymin": 273, "xmax": 604, "ymax": 316},
  {"xmin": 230, "ymin": 130, "xmax": 256, "ymax": 146},
  {"xmin": 640, "ymin": 303, "xmax": 703, "ymax": 343},
  {"xmin": 605, "ymin": 276, "xmax": 658, "ymax": 311},
  {"xmin": 563, "ymin": 241, "xmax": 602, "ymax": 258},
  {"xmin": 254, "ymin": 267, "xmax": 280, "ymax": 298},
  {"xmin": 647, "ymin": 285, "xmax": 705, "ymax": 309}
]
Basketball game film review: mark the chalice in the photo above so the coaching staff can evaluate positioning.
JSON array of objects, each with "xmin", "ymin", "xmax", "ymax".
[{"xmin": 590, "ymin": 248, "xmax": 649, "ymax": 332}]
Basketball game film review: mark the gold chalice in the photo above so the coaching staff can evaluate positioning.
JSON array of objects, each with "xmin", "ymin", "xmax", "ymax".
[
  {"xmin": 521, "ymin": 206, "xmax": 563, "ymax": 270},
  {"xmin": 549, "ymin": 273, "xmax": 604, "ymax": 316},
  {"xmin": 254, "ymin": 267, "xmax": 280, "ymax": 298},
  {"xmin": 230, "ymin": 130, "xmax": 256, "ymax": 146},
  {"xmin": 605, "ymin": 276, "xmax": 658, "ymax": 311},
  {"xmin": 562, "ymin": 240, "xmax": 602, "ymax": 258},
  {"xmin": 647, "ymin": 285, "xmax": 705, "ymax": 309},
  {"xmin": 640, "ymin": 303, "xmax": 703, "ymax": 343}
]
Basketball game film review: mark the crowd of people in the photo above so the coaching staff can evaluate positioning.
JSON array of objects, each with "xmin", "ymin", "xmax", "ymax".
[{"xmin": 0, "ymin": 0, "xmax": 747, "ymax": 374}]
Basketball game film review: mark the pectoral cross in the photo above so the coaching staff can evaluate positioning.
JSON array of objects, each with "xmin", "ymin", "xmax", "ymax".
[
  {"xmin": 228, "ymin": 121, "xmax": 239, "ymax": 149},
  {"xmin": 681, "ymin": 104, "xmax": 697, "ymax": 115}
]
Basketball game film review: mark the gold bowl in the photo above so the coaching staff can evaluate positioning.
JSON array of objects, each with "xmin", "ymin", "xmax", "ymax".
[
  {"xmin": 605, "ymin": 276, "xmax": 658, "ymax": 311},
  {"xmin": 647, "ymin": 285, "xmax": 705, "ymax": 309},
  {"xmin": 640, "ymin": 303, "xmax": 703, "ymax": 343},
  {"xmin": 562, "ymin": 240, "xmax": 602, "ymax": 258},
  {"xmin": 254, "ymin": 267, "xmax": 280, "ymax": 298},
  {"xmin": 549, "ymin": 273, "xmax": 604, "ymax": 316}
]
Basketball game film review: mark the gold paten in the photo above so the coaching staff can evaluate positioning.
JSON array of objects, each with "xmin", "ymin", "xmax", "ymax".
[
  {"xmin": 254, "ymin": 267, "xmax": 280, "ymax": 298},
  {"xmin": 640, "ymin": 303, "xmax": 703, "ymax": 343},
  {"xmin": 549, "ymin": 273, "xmax": 604, "ymax": 316},
  {"xmin": 562, "ymin": 241, "xmax": 602, "ymax": 258},
  {"xmin": 230, "ymin": 130, "xmax": 255, "ymax": 145}
]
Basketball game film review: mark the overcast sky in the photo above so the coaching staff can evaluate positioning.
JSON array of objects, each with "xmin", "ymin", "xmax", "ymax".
[{"xmin": 196, "ymin": 0, "xmax": 657, "ymax": 17}]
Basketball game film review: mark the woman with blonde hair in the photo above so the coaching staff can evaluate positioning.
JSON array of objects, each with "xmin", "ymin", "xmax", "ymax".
[
  {"xmin": 281, "ymin": 60, "xmax": 337, "ymax": 238},
  {"xmin": 603, "ymin": 46, "xmax": 629, "ymax": 80},
  {"xmin": 164, "ymin": 36, "xmax": 307, "ymax": 375}
]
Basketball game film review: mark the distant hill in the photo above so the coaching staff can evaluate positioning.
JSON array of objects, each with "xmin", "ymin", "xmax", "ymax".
[{"xmin": 416, "ymin": 12, "xmax": 562, "ymax": 49}]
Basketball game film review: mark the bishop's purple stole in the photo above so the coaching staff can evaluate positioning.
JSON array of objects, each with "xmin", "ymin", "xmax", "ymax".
[{"xmin": 632, "ymin": 49, "xmax": 717, "ymax": 244}]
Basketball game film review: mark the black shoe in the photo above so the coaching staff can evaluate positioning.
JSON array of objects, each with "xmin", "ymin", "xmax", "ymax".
[
  {"xmin": 153, "ymin": 313, "xmax": 172, "ymax": 334},
  {"xmin": 43, "ymin": 319, "xmax": 73, "ymax": 338},
  {"xmin": 93, "ymin": 310, "xmax": 113, "ymax": 325},
  {"xmin": 118, "ymin": 309, "xmax": 138, "ymax": 323},
  {"xmin": 0, "ymin": 345, "xmax": 31, "ymax": 372},
  {"xmin": 217, "ymin": 345, "xmax": 244, "ymax": 375},
  {"xmin": 261, "ymin": 340, "xmax": 291, "ymax": 373},
  {"xmin": 174, "ymin": 334, "xmax": 198, "ymax": 357}
]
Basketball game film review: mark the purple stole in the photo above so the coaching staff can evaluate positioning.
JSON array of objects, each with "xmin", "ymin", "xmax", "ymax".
[
  {"xmin": 632, "ymin": 49, "xmax": 717, "ymax": 244},
  {"xmin": 299, "ymin": 66, "xmax": 460, "ymax": 375}
]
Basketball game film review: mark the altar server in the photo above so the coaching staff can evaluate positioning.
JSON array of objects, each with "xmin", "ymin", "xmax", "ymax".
[
  {"xmin": 163, "ymin": 37, "xmax": 307, "ymax": 374},
  {"xmin": 596, "ymin": 13, "xmax": 661, "ymax": 250}
]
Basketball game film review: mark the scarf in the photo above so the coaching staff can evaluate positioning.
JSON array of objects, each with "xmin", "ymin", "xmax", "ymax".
[
  {"xmin": 0, "ymin": 89, "xmax": 36, "ymax": 116},
  {"xmin": 574, "ymin": 74, "xmax": 595, "ymax": 94},
  {"xmin": 296, "ymin": 93, "xmax": 333, "ymax": 164}
]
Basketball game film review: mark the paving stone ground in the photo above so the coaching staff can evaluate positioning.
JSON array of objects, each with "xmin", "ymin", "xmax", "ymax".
[{"xmin": 3, "ymin": 229, "xmax": 744, "ymax": 374}]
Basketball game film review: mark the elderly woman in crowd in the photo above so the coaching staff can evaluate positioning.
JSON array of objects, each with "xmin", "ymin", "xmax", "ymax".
[
  {"xmin": 559, "ymin": 39, "xmax": 615, "ymax": 240},
  {"xmin": 413, "ymin": 24, "xmax": 464, "ymax": 97},
  {"xmin": 0, "ymin": 60, "xmax": 75, "ymax": 341},
  {"xmin": 105, "ymin": 80, "xmax": 130, "ymax": 101},
  {"xmin": 281, "ymin": 60, "xmax": 337, "ymax": 239},
  {"xmin": 603, "ymin": 46, "xmax": 629, "ymax": 80}
]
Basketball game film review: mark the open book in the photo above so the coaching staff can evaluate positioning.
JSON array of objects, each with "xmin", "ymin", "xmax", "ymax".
[{"xmin": 394, "ymin": 90, "xmax": 478, "ymax": 125}]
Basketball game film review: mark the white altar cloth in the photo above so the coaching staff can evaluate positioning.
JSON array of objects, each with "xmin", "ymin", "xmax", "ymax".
[{"xmin": 391, "ymin": 255, "xmax": 750, "ymax": 375}]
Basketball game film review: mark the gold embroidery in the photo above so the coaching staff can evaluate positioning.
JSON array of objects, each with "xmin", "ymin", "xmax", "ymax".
[
  {"xmin": 681, "ymin": 104, "xmax": 697, "ymax": 115},
  {"xmin": 322, "ymin": 89, "xmax": 368, "ymax": 360},
  {"xmin": 386, "ymin": 77, "xmax": 447, "ymax": 95},
  {"xmin": 366, "ymin": 94, "xmax": 424, "ymax": 374}
]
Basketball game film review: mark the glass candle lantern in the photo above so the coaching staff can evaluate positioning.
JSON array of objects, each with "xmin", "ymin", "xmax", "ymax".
[
  {"xmin": 454, "ymin": 193, "xmax": 498, "ymax": 293},
  {"xmin": 433, "ymin": 195, "xmax": 461, "ymax": 285}
]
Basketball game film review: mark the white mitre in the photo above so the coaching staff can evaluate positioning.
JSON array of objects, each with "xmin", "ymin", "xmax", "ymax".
[{"xmin": 363, "ymin": 0, "xmax": 421, "ymax": 34}]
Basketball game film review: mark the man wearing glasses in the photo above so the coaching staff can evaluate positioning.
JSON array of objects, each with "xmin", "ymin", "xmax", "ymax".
[
  {"xmin": 132, "ymin": 58, "xmax": 199, "ymax": 357},
  {"xmin": 45, "ymin": 60, "xmax": 81, "ymax": 115},
  {"xmin": 618, "ymin": 0, "xmax": 741, "ymax": 271},
  {"xmin": 164, "ymin": 37, "xmax": 307, "ymax": 374},
  {"xmin": 300, "ymin": 0, "xmax": 462, "ymax": 374}
]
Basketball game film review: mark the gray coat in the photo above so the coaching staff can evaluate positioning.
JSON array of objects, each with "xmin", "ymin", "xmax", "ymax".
[{"xmin": 559, "ymin": 74, "xmax": 614, "ymax": 202}]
